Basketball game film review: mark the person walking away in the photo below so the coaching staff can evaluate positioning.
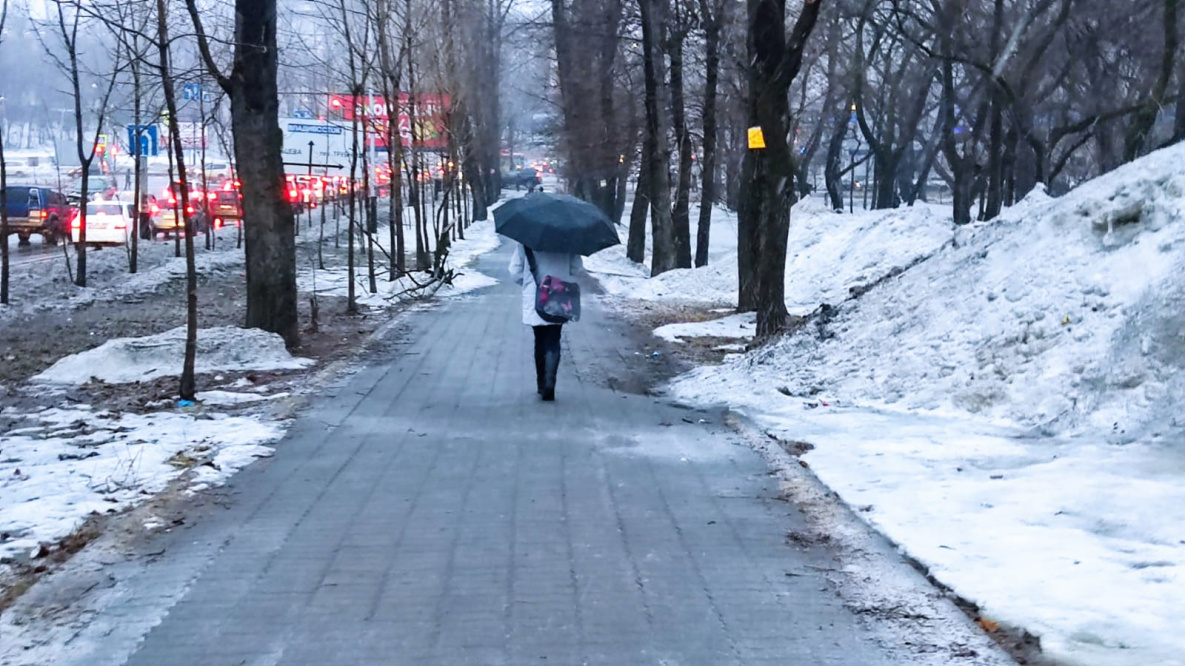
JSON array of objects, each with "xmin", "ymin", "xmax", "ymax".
[{"xmin": 509, "ymin": 242, "xmax": 582, "ymax": 401}]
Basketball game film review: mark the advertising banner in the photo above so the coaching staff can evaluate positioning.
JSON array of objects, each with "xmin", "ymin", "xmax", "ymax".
[{"xmin": 327, "ymin": 94, "xmax": 451, "ymax": 150}]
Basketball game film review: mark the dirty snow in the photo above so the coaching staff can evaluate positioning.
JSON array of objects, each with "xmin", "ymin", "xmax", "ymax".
[
  {"xmin": 31, "ymin": 326, "xmax": 313, "ymax": 385},
  {"xmin": 592, "ymin": 143, "xmax": 1185, "ymax": 666},
  {"xmin": 654, "ymin": 312, "xmax": 756, "ymax": 343},
  {"xmin": 0, "ymin": 406, "xmax": 283, "ymax": 562}
]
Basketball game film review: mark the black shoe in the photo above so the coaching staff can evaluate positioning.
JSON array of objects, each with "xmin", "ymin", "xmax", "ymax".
[{"xmin": 541, "ymin": 388, "xmax": 555, "ymax": 402}]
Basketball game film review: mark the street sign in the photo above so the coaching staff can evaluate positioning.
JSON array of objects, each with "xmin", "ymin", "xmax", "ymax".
[
  {"xmin": 292, "ymin": 109, "xmax": 315, "ymax": 119},
  {"xmin": 182, "ymin": 83, "xmax": 203, "ymax": 101},
  {"xmin": 126, "ymin": 124, "xmax": 159, "ymax": 157}
]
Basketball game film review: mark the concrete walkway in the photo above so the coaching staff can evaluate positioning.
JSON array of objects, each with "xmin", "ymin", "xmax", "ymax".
[{"xmin": 99, "ymin": 247, "xmax": 943, "ymax": 665}]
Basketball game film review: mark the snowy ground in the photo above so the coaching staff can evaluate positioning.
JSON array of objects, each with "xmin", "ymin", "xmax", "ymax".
[
  {"xmin": 585, "ymin": 145, "xmax": 1185, "ymax": 666},
  {"xmin": 0, "ymin": 201, "xmax": 510, "ymax": 587},
  {"xmin": 1, "ymin": 368, "xmax": 293, "ymax": 564},
  {"xmin": 296, "ymin": 202, "xmax": 508, "ymax": 308}
]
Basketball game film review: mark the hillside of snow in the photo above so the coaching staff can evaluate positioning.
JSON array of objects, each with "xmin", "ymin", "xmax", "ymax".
[
  {"xmin": 678, "ymin": 145, "xmax": 1185, "ymax": 445},
  {"xmin": 589, "ymin": 200, "xmax": 955, "ymax": 313},
  {"xmin": 586, "ymin": 143, "xmax": 1185, "ymax": 666}
]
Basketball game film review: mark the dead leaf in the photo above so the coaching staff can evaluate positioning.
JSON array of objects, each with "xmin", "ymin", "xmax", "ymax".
[{"xmin": 977, "ymin": 618, "xmax": 1000, "ymax": 633}]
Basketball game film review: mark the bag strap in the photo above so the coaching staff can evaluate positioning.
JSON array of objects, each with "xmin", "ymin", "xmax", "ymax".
[{"xmin": 523, "ymin": 246, "xmax": 540, "ymax": 285}]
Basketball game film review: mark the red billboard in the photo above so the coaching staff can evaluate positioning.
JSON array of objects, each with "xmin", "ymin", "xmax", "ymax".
[{"xmin": 328, "ymin": 94, "xmax": 451, "ymax": 150}]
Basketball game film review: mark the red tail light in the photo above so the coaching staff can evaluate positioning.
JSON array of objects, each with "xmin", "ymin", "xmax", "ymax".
[
  {"xmin": 214, "ymin": 218, "xmax": 223, "ymax": 229},
  {"xmin": 114, "ymin": 220, "xmax": 127, "ymax": 230},
  {"xmin": 71, "ymin": 217, "xmax": 81, "ymax": 230},
  {"xmin": 150, "ymin": 204, "xmax": 160, "ymax": 214},
  {"xmin": 186, "ymin": 206, "xmax": 194, "ymax": 214},
  {"xmin": 39, "ymin": 210, "xmax": 48, "ymax": 219}
]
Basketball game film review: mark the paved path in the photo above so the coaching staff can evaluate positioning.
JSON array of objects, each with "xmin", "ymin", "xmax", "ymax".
[{"xmin": 99, "ymin": 247, "xmax": 948, "ymax": 665}]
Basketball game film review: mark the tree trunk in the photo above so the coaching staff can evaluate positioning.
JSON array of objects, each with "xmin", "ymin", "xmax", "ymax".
[
  {"xmin": 639, "ymin": 0, "xmax": 677, "ymax": 276},
  {"xmin": 695, "ymin": 0, "xmax": 722, "ymax": 268},
  {"xmin": 628, "ymin": 149, "xmax": 650, "ymax": 264},
  {"xmin": 0, "ymin": 119, "xmax": 8, "ymax": 305},
  {"xmin": 669, "ymin": 31, "xmax": 693, "ymax": 269},
  {"xmin": 824, "ymin": 108, "xmax": 847, "ymax": 211},
  {"xmin": 738, "ymin": 0, "xmax": 823, "ymax": 336},
  {"xmin": 157, "ymin": 0, "xmax": 198, "ymax": 401},
  {"xmin": 130, "ymin": 52, "xmax": 142, "ymax": 274},
  {"xmin": 220, "ymin": 0, "xmax": 298, "ymax": 346}
]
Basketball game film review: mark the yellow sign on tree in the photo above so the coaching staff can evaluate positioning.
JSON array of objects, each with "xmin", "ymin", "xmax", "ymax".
[{"xmin": 747, "ymin": 126, "xmax": 766, "ymax": 150}]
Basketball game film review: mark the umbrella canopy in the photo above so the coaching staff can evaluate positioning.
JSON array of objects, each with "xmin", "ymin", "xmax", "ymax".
[{"xmin": 494, "ymin": 192, "xmax": 620, "ymax": 256}]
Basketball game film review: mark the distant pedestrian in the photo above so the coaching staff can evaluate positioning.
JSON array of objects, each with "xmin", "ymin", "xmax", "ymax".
[{"xmin": 509, "ymin": 243, "xmax": 582, "ymax": 401}]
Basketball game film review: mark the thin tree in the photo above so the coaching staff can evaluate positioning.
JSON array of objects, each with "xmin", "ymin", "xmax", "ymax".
[
  {"xmin": 155, "ymin": 0, "xmax": 199, "ymax": 400},
  {"xmin": 39, "ymin": 0, "xmax": 123, "ymax": 287},
  {"xmin": 695, "ymin": 0, "xmax": 728, "ymax": 267},
  {"xmin": 639, "ymin": 0, "xmax": 677, "ymax": 276},
  {"xmin": 0, "ymin": 0, "xmax": 9, "ymax": 304}
]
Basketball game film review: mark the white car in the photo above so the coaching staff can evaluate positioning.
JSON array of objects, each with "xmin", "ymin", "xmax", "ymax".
[{"xmin": 71, "ymin": 200, "xmax": 134, "ymax": 246}]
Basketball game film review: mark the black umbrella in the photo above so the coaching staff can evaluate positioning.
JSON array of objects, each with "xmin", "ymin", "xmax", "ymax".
[{"xmin": 494, "ymin": 192, "xmax": 620, "ymax": 256}]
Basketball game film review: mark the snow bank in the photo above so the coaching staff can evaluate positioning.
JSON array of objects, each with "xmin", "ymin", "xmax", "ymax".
[
  {"xmin": 668, "ymin": 143, "xmax": 1185, "ymax": 665},
  {"xmin": 655, "ymin": 312, "xmax": 756, "ymax": 343},
  {"xmin": 0, "ymin": 406, "xmax": 283, "ymax": 561},
  {"xmin": 691, "ymin": 147, "xmax": 1185, "ymax": 439},
  {"xmin": 588, "ymin": 200, "xmax": 953, "ymax": 313},
  {"xmin": 32, "ymin": 326, "xmax": 313, "ymax": 385}
]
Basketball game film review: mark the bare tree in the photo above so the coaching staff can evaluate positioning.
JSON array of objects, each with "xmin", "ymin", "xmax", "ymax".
[
  {"xmin": 187, "ymin": 0, "xmax": 300, "ymax": 347},
  {"xmin": 694, "ymin": 0, "xmax": 728, "ymax": 267},
  {"xmin": 738, "ymin": 0, "xmax": 824, "ymax": 336},
  {"xmin": 639, "ymin": 0, "xmax": 678, "ymax": 276},
  {"xmin": 38, "ymin": 0, "xmax": 124, "ymax": 287},
  {"xmin": 0, "ymin": 0, "xmax": 9, "ymax": 304}
]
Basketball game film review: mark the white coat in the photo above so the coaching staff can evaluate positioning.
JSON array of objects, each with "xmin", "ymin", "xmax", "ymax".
[{"xmin": 509, "ymin": 243, "xmax": 583, "ymax": 327}]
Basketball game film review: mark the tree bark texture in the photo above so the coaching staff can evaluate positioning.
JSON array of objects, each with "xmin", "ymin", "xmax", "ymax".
[
  {"xmin": 738, "ymin": 0, "xmax": 823, "ymax": 336},
  {"xmin": 669, "ymin": 30, "xmax": 693, "ymax": 269},
  {"xmin": 639, "ymin": 0, "xmax": 677, "ymax": 276},
  {"xmin": 628, "ymin": 149, "xmax": 651, "ymax": 264}
]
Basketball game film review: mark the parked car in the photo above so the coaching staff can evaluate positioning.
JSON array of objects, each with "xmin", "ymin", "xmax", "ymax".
[
  {"xmin": 71, "ymin": 200, "xmax": 134, "ymax": 247},
  {"xmin": 2, "ymin": 185, "xmax": 72, "ymax": 245}
]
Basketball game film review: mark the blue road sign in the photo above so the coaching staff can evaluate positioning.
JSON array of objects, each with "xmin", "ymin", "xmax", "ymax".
[
  {"xmin": 182, "ymin": 83, "xmax": 201, "ymax": 101},
  {"xmin": 292, "ymin": 109, "xmax": 315, "ymax": 119},
  {"xmin": 126, "ymin": 124, "xmax": 159, "ymax": 157}
]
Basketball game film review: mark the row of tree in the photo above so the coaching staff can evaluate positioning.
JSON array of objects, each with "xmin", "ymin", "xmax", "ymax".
[
  {"xmin": 545, "ymin": 0, "xmax": 1182, "ymax": 334},
  {"xmin": 1, "ymin": 0, "xmax": 502, "ymax": 398}
]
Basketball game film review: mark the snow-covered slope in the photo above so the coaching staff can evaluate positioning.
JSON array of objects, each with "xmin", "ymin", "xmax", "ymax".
[
  {"xmin": 661, "ymin": 144, "xmax": 1185, "ymax": 666},
  {"xmin": 589, "ymin": 199, "xmax": 955, "ymax": 314},
  {"xmin": 680, "ymin": 145, "xmax": 1185, "ymax": 443}
]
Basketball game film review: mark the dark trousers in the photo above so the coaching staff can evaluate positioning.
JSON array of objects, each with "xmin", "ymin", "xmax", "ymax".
[{"xmin": 532, "ymin": 325, "xmax": 563, "ymax": 393}]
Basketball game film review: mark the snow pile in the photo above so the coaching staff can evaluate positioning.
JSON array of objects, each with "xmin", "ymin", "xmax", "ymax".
[
  {"xmin": 667, "ymin": 143, "xmax": 1185, "ymax": 666},
  {"xmin": 32, "ymin": 326, "xmax": 313, "ymax": 385},
  {"xmin": 682, "ymin": 146, "xmax": 1185, "ymax": 440},
  {"xmin": 588, "ymin": 200, "xmax": 953, "ymax": 313},
  {"xmin": 655, "ymin": 312, "xmax": 756, "ymax": 343},
  {"xmin": 0, "ymin": 406, "xmax": 283, "ymax": 562}
]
